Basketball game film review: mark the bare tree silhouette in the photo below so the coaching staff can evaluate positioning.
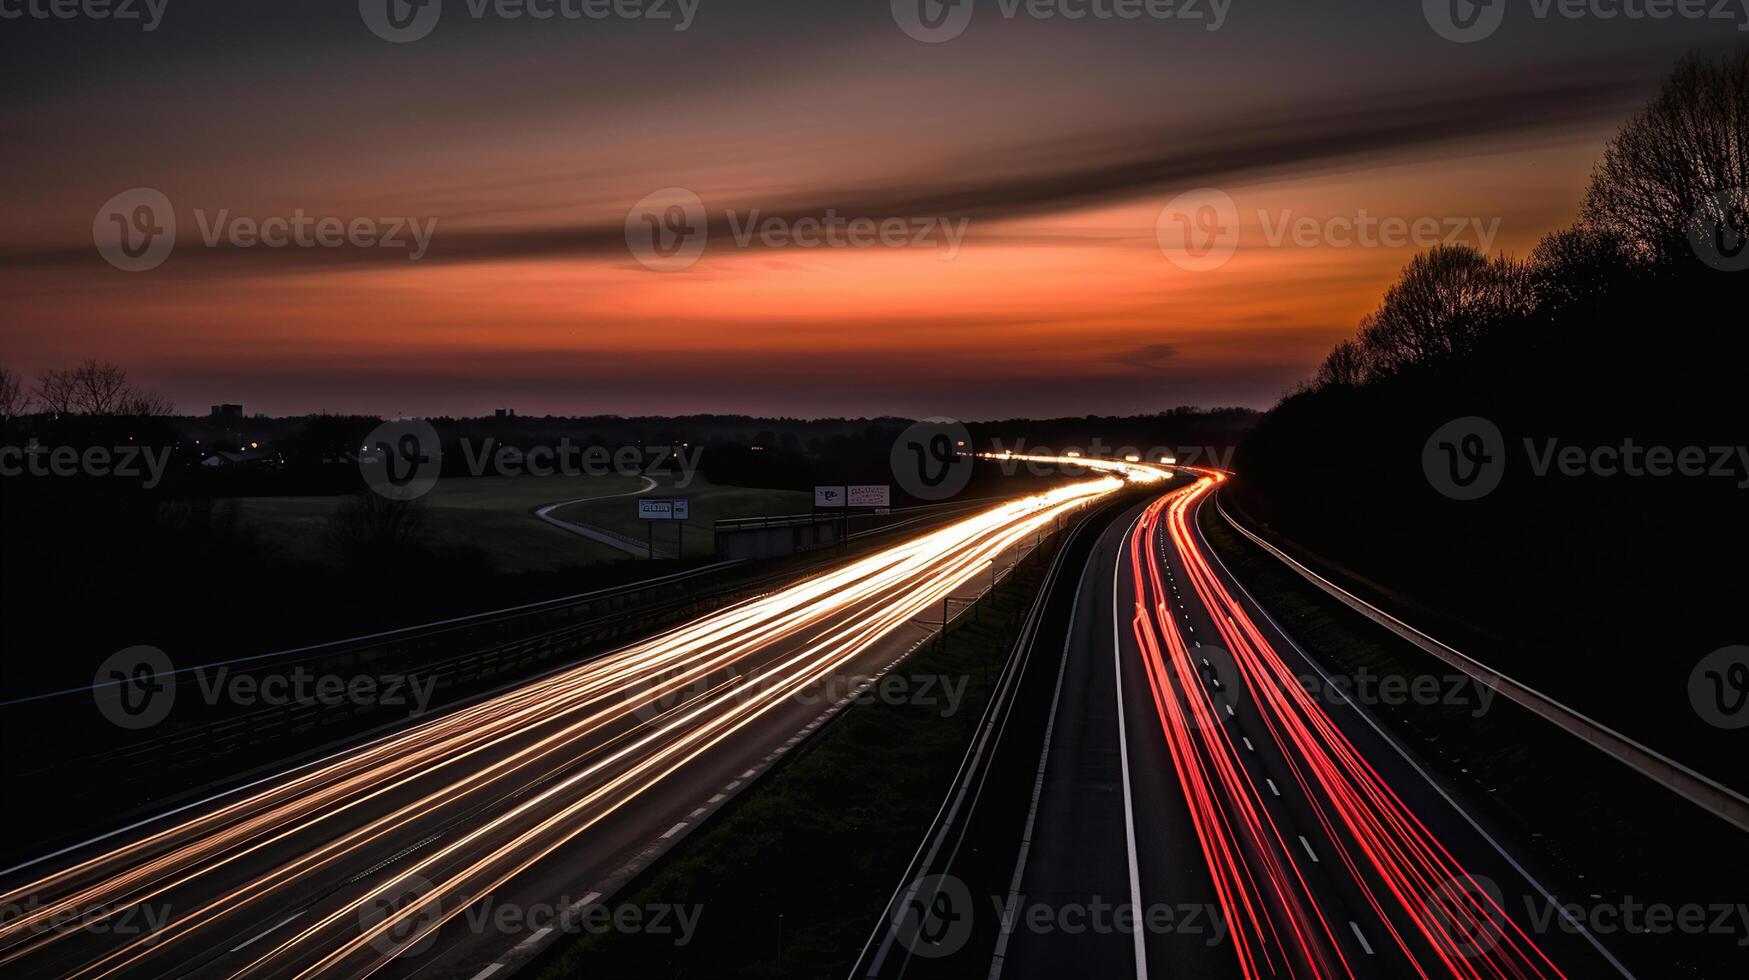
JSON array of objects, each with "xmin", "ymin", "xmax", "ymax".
[
  {"xmin": 33, "ymin": 368, "xmax": 77, "ymax": 416},
  {"xmin": 1582, "ymin": 50, "xmax": 1749, "ymax": 262},
  {"xmin": 324, "ymin": 492, "xmax": 430, "ymax": 568},
  {"xmin": 1313, "ymin": 339, "xmax": 1371, "ymax": 388},
  {"xmin": 31, "ymin": 360, "xmax": 173, "ymax": 416},
  {"xmin": 1351, "ymin": 245, "xmax": 1531, "ymax": 378},
  {"xmin": 1528, "ymin": 223, "xmax": 1637, "ymax": 310},
  {"xmin": 70, "ymin": 359, "xmax": 130, "ymax": 415},
  {"xmin": 0, "ymin": 367, "xmax": 28, "ymax": 419}
]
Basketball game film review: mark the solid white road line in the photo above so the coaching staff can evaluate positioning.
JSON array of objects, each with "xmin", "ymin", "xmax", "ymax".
[
  {"xmin": 467, "ymin": 964, "xmax": 504, "ymax": 980},
  {"xmin": 1111, "ymin": 522, "xmax": 1150, "ymax": 980}
]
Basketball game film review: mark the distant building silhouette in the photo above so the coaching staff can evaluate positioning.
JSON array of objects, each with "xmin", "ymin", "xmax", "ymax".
[
  {"xmin": 495, "ymin": 408, "xmax": 516, "ymax": 418},
  {"xmin": 211, "ymin": 404, "xmax": 243, "ymax": 419}
]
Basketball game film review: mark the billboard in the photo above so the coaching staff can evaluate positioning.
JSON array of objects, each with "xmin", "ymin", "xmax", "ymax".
[
  {"xmin": 848, "ymin": 484, "xmax": 891, "ymax": 508},
  {"xmin": 638, "ymin": 498, "xmax": 690, "ymax": 520},
  {"xmin": 814, "ymin": 486, "xmax": 847, "ymax": 508}
]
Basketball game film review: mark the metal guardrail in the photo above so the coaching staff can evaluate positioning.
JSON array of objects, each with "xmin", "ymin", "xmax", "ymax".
[
  {"xmin": 713, "ymin": 497, "xmax": 1000, "ymax": 532},
  {"xmin": 1213, "ymin": 491, "xmax": 1749, "ymax": 834}
]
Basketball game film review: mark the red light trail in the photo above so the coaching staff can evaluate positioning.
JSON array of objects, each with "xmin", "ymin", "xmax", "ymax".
[{"xmin": 1127, "ymin": 473, "xmax": 1567, "ymax": 980}]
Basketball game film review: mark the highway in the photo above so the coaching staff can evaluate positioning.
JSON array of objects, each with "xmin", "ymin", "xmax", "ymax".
[
  {"xmin": 0, "ymin": 469, "xmax": 1162, "ymax": 980},
  {"xmin": 863, "ymin": 472, "xmax": 1634, "ymax": 980}
]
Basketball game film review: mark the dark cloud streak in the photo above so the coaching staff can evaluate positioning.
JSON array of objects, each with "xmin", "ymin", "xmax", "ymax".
[{"xmin": 0, "ymin": 55, "xmax": 1658, "ymax": 274}]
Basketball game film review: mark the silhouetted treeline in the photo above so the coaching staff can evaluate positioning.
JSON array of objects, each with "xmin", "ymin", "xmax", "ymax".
[{"xmin": 1232, "ymin": 51, "xmax": 1747, "ymax": 783}]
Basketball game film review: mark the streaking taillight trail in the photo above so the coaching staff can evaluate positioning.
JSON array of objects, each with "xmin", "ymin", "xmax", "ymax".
[{"xmin": 1127, "ymin": 474, "xmax": 1566, "ymax": 980}]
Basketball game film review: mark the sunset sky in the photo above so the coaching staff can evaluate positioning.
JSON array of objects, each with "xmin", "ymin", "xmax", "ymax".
[{"xmin": 1, "ymin": 1, "xmax": 1739, "ymax": 418}]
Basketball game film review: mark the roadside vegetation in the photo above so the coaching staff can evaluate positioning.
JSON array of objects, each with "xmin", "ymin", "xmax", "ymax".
[{"xmin": 1231, "ymin": 51, "xmax": 1747, "ymax": 782}]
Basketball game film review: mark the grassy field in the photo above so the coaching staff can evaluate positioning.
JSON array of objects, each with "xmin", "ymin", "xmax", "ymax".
[
  {"xmin": 550, "ymin": 476, "xmax": 811, "ymax": 560},
  {"xmin": 230, "ymin": 474, "xmax": 813, "ymax": 571},
  {"xmin": 232, "ymin": 473, "xmax": 649, "ymax": 571}
]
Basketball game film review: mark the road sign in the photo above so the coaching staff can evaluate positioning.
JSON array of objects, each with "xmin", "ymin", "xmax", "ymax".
[
  {"xmin": 848, "ymin": 484, "xmax": 890, "ymax": 508},
  {"xmin": 638, "ymin": 498, "xmax": 690, "ymax": 520},
  {"xmin": 814, "ymin": 486, "xmax": 847, "ymax": 508}
]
